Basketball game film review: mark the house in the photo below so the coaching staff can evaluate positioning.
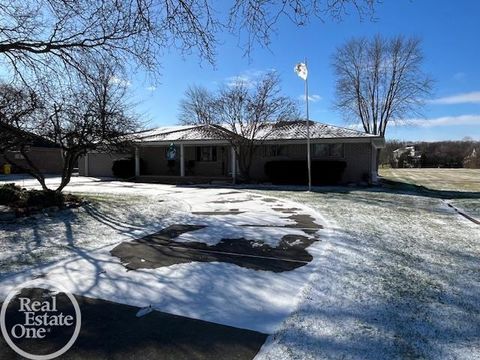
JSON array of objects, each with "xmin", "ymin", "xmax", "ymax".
[
  {"xmin": 79, "ymin": 120, "xmax": 385, "ymax": 185},
  {"xmin": 463, "ymin": 148, "xmax": 479, "ymax": 168},
  {"xmin": 392, "ymin": 145, "xmax": 422, "ymax": 168},
  {"xmin": 0, "ymin": 122, "xmax": 63, "ymax": 174}
]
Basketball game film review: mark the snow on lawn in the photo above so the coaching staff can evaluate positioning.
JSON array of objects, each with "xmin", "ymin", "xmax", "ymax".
[
  {"xmin": 254, "ymin": 188, "xmax": 480, "ymax": 359},
  {"xmin": 448, "ymin": 198, "xmax": 480, "ymax": 222},
  {"xmin": 0, "ymin": 176, "xmax": 327, "ymax": 334},
  {"xmin": 0, "ymin": 193, "xmax": 174, "ymax": 275}
]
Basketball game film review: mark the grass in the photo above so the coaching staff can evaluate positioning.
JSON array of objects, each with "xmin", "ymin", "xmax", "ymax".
[
  {"xmin": 254, "ymin": 187, "xmax": 480, "ymax": 359},
  {"xmin": 379, "ymin": 168, "xmax": 480, "ymax": 221},
  {"xmin": 0, "ymin": 192, "xmax": 172, "ymax": 275},
  {"xmin": 380, "ymin": 168, "xmax": 480, "ymax": 192}
]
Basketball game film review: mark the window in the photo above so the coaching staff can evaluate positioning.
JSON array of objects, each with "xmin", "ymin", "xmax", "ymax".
[
  {"xmin": 312, "ymin": 144, "xmax": 344, "ymax": 158},
  {"xmin": 330, "ymin": 143, "xmax": 344, "ymax": 158},
  {"xmin": 313, "ymin": 144, "xmax": 329, "ymax": 157},
  {"xmin": 196, "ymin": 146, "xmax": 217, "ymax": 161},
  {"xmin": 264, "ymin": 145, "xmax": 286, "ymax": 157}
]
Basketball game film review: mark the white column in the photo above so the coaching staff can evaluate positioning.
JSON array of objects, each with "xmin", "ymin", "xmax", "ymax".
[
  {"xmin": 84, "ymin": 153, "xmax": 89, "ymax": 177},
  {"xmin": 180, "ymin": 144, "xmax": 185, "ymax": 177},
  {"xmin": 371, "ymin": 143, "xmax": 378, "ymax": 183},
  {"xmin": 135, "ymin": 147, "xmax": 140, "ymax": 177},
  {"xmin": 231, "ymin": 146, "xmax": 236, "ymax": 184}
]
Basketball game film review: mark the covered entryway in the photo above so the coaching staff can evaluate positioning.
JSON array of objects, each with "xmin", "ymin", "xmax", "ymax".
[{"xmin": 134, "ymin": 143, "xmax": 237, "ymax": 183}]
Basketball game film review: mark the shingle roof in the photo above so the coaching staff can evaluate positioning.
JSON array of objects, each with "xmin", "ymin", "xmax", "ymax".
[
  {"xmin": 133, "ymin": 124, "xmax": 233, "ymax": 142},
  {"xmin": 133, "ymin": 121, "xmax": 379, "ymax": 143},
  {"xmin": 0, "ymin": 122, "xmax": 60, "ymax": 148},
  {"xmin": 258, "ymin": 120, "xmax": 377, "ymax": 140}
]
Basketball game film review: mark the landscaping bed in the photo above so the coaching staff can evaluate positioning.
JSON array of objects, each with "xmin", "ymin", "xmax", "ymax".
[{"xmin": 0, "ymin": 183, "xmax": 83, "ymax": 220}]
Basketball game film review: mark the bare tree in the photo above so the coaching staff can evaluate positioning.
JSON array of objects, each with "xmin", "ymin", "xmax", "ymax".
[
  {"xmin": 333, "ymin": 35, "xmax": 433, "ymax": 137},
  {"xmin": 0, "ymin": 84, "xmax": 54, "ymax": 188},
  {"xmin": 181, "ymin": 71, "xmax": 299, "ymax": 180},
  {"xmin": 0, "ymin": 84, "xmax": 40, "ymax": 151},
  {"xmin": 47, "ymin": 65, "xmax": 139, "ymax": 192},
  {"xmin": 1, "ymin": 0, "xmax": 379, "ymax": 86},
  {"xmin": 1, "ymin": 0, "xmax": 379, "ymax": 188},
  {"xmin": 229, "ymin": 0, "xmax": 377, "ymax": 56},
  {"xmin": 2, "ymin": 64, "xmax": 140, "ymax": 192},
  {"xmin": 179, "ymin": 86, "xmax": 217, "ymax": 125},
  {"xmin": 0, "ymin": 0, "xmax": 221, "ymax": 85}
]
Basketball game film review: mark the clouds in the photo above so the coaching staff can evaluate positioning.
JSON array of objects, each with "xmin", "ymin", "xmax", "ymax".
[
  {"xmin": 397, "ymin": 114, "xmax": 480, "ymax": 127},
  {"xmin": 429, "ymin": 91, "xmax": 480, "ymax": 105},
  {"xmin": 298, "ymin": 94, "xmax": 322, "ymax": 103},
  {"xmin": 344, "ymin": 114, "xmax": 480, "ymax": 130},
  {"xmin": 225, "ymin": 69, "xmax": 275, "ymax": 88}
]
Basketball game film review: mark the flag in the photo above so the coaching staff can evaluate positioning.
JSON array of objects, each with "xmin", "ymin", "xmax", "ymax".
[{"xmin": 294, "ymin": 62, "xmax": 308, "ymax": 80}]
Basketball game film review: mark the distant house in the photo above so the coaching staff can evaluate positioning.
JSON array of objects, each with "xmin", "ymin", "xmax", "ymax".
[
  {"xmin": 392, "ymin": 145, "xmax": 422, "ymax": 168},
  {"xmin": 0, "ymin": 123, "xmax": 63, "ymax": 174},
  {"xmin": 463, "ymin": 148, "xmax": 479, "ymax": 168},
  {"xmin": 79, "ymin": 120, "xmax": 385, "ymax": 185}
]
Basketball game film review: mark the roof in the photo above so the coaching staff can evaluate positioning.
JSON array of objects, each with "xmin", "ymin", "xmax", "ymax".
[
  {"xmin": 132, "ymin": 121, "xmax": 381, "ymax": 144},
  {"xmin": 0, "ymin": 122, "xmax": 59, "ymax": 148},
  {"xmin": 132, "ymin": 124, "xmax": 234, "ymax": 143},
  {"xmin": 257, "ymin": 120, "xmax": 378, "ymax": 140}
]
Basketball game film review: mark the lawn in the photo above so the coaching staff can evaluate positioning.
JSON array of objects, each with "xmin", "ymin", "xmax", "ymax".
[
  {"xmin": 254, "ymin": 187, "xmax": 480, "ymax": 359},
  {"xmin": 380, "ymin": 168, "xmax": 480, "ymax": 192},
  {"xmin": 1, "ymin": 175, "xmax": 479, "ymax": 359},
  {"xmin": 380, "ymin": 168, "xmax": 480, "ymax": 221}
]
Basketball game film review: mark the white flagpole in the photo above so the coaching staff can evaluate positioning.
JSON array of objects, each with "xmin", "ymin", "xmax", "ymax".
[{"xmin": 305, "ymin": 58, "xmax": 312, "ymax": 191}]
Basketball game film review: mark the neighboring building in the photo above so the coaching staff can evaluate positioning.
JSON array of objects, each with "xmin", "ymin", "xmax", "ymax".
[
  {"xmin": 79, "ymin": 121, "xmax": 385, "ymax": 185},
  {"xmin": 463, "ymin": 148, "xmax": 479, "ymax": 168},
  {"xmin": 392, "ymin": 145, "xmax": 422, "ymax": 168},
  {"xmin": 0, "ymin": 123, "xmax": 63, "ymax": 174}
]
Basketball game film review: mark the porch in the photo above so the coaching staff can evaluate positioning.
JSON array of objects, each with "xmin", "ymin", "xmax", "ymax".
[
  {"xmin": 134, "ymin": 143, "xmax": 237, "ymax": 183},
  {"xmin": 135, "ymin": 175, "xmax": 233, "ymax": 185}
]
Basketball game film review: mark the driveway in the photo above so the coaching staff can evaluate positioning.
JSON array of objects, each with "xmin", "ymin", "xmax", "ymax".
[{"xmin": 0, "ymin": 176, "xmax": 328, "ymax": 359}]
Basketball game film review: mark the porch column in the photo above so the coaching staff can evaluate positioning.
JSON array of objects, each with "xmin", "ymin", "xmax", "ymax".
[
  {"xmin": 84, "ymin": 153, "xmax": 89, "ymax": 177},
  {"xmin": 231, "ymin": 146, "xmax": 236, "ymax": 184},
  {"xmin": 180, "ymin": 143, "xmax": 185, "ymax": 177},
  {"xmin": 371, "ymin": 143, "xmax": 378, "ymax": 183},
  {"xmin": 135, "ymin": 146, "xmax": 140, "ymax": 177}
]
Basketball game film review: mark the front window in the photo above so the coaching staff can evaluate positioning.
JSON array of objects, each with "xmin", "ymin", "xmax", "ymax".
[
  {"xmin": 196, "ymin": 146, "xmax": 217, "ymax": 161},
  {"xmin": 264, "ymin": 145, "xmax": 286, "ymax": 157},
  {"xmin": 313, "ymin": 143, "xmax": 344, "ymax": 158},
  {"xmin": 330, "ymin": 143, "xmax": 344, "ymax": 157}
]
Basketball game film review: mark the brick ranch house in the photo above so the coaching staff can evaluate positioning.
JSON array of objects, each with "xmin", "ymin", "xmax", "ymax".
[
  {"xmin": 0, "ymin": 122, "xmax": 63, "ymax": 175},
  {"xmin": 79, "ymin": 120, "xmax": 385, "ymax": 185},
  {"xmin": 79, "ymin": 121, "xmax": 385, "ymax": 184}
]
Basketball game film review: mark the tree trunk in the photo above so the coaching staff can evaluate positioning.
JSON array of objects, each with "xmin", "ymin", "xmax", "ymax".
[{"xmin": 55, "ymin": 151, "xmax": 78, "ymax": 192}]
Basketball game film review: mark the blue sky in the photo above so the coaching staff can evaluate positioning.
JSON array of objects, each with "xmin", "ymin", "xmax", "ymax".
[{"xmin": 130, "ymin": 0, "xmax": 480, "ymax": 141}]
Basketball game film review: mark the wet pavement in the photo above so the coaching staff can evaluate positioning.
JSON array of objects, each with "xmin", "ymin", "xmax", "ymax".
[
  {"xmin": 0, "ymin": 288, "xmax": 267, "ymax": 360},
  {"xmin": 111, "ymin": 194, "xmax": 324, "ymax": 273}
]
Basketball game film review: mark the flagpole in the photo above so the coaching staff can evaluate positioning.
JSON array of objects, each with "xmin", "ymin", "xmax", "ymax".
[{"xmin": 305, "ymin": 58, "xmax": 312, "ymax": 191}]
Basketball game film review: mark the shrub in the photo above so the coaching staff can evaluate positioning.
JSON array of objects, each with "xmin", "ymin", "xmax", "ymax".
[
  {"xmin": 112, "ymin": 158, "xmax": 135, "ymax": 179},
  {"xmin": 265, "ymin": 160, "xmax": 347, "ymax": 185},
  {"xmin": 0, "ymin": 183, "xmax": 23, "ymax": 205},
  {"xmin": 25, "ymin": 190, "xmax": 65, "ymax": 208}
]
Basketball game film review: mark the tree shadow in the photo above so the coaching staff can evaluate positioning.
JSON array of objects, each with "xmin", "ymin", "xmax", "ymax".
[{"xmin": 179, "ymin": 178, "xmax": 480, "ymax": 200}]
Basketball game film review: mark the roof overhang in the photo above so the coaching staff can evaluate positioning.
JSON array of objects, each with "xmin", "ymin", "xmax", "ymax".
[
  {"xmin": 371, "ymin": 137, "xmax": 386, "ymax": 149},
  {"xmin": 133, "ymin": 136, "xmax": 384, "ymax": 147}
]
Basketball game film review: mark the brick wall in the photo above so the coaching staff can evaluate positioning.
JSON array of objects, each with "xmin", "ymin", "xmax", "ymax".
[{"xmin": 2, "ymin": 147, "xmax": 63, "ymax": 174}]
